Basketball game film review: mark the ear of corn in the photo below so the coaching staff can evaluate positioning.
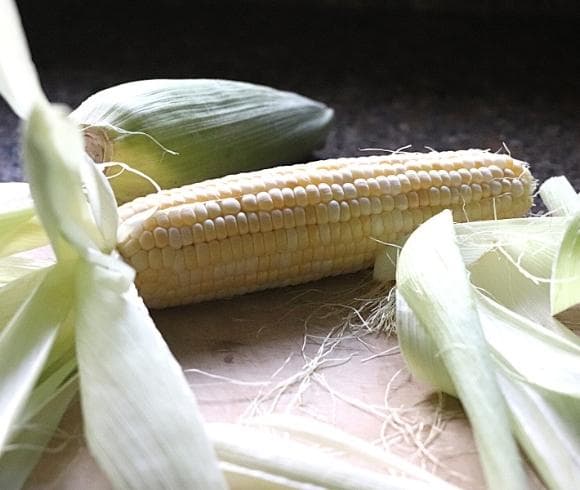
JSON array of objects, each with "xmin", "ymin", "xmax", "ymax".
[
  {"xmin": 71, "ymin": 79, "xmax": 334, "ymax": 204},
  {"xmin": 117, "ymin": 149, "xmax": 535, "ymax": 308}
]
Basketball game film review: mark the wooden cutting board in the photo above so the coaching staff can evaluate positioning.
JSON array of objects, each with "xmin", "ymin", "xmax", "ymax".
[{"xmin": 25, "ymin": 272, "xmax": 544, "ymax": 489}]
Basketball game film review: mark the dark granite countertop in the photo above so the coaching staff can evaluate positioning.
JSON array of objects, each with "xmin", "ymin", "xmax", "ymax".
[{"xmin": 2, "ymin": 2, "xmax": 579, "ymax": 198}]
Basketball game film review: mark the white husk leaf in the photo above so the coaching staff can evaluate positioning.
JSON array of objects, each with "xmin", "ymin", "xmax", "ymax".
[
  {"xmin": 394, "ymin": 185, "xmax": 580, "ymax": 489},
  {"xmin": 398, "ymin": 290, "xmax": 580, "ymax": 490},
  {"xmin": 551, "ymin": 213, "xmax": 580, "ymax": 317},
  {"xmin": 0, "ymin": 259, "xmax": 75, "ymax": 488},
  {"xmin": 23, "ymin": 105, "xmax": 112, "ymax": 260},
  {"xmin": 395, "ymin": 210, "xmax": 527, "ymax": 490},
  {"xmin": 476, "ymin": 293, "xmax": 580, "ymax": 489},
  {"xmin": 498, "ymin": 375, "xmax": 580, "ymax": 490},
  {"xmin": 20, "ymin": 101, "xmax": 227, "ymax": 489},
  {"xmin": 538, "ymin": 175, "xmax": 580, "ymax": 322},
  {"xmin": 395, "ymin": 295, "xmax": 455, "ymax": 395},
  {"xmin": 462, "ymin": 218, "xmax": 576, "ymax": 339},
  {"xmin": 0, "ymin": 183, "xmax": 48, "ymax": 258},
  {"xmin": 0, "ymin": 265, "xmax": 49, "ymax": 333},
  {"xmin": 539, "ymin": 176, "xmax": 580, "ymax": 216},
  {"xmin": 0, "ymin": 374, "xmax": 78, "ymax": 489},
  {"xmin": 476, "ymin": 292, "xmax": 580, "ymax": 396},
  {"xmin": 0, "ymin": 0, "xmax": 46, "ymax": 118},
  {"xmin": 0, "ymin": 265, "xmax": 71, "ymax": 451},
  {"xmin": 454, "ymin": 217, "xmax": 565, "ymax": 270},
  {"xmin": 0, "ymin": 215, "xmax": 48, "ymax": 259},
  {"xmin": 0, "ymin": 3, "xmax": 227, "ymax": 484},
  {"xmin": 75, "ymin": 257, "xmax": 226, "ymax": 489},
  {"xmin": 249, "ymin": 414, "xmax": 458, "ymax": 490},
  {"xmin": 0, "ymin": 182, "xmax": 33, "ymax": 213},
  {"xmin": 79, "ymin": 154, "xmax": 119, "ymax": 253},
  {"xmin": 220, "ymin": 461, "xmax": 324, "ymax": 490},
  {"xmin": 208, "ymin": 423, "xmax": 435, "ymax": 490},
  {"xmin": 0, "ymin": 255, "xmax": 54, "ymax": 288}
]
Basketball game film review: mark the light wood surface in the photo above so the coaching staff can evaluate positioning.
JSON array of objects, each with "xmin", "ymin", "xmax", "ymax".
[{"xmin": 26, "ymin": 272, "xmax": 544, "ymax": 489}]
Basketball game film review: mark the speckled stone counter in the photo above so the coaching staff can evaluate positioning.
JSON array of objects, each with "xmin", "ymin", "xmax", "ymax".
[{"xmin": 2, "ymin": 4, "xmax": 579, "ymax": 192}]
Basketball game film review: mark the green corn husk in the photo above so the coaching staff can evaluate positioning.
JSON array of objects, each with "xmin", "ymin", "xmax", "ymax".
[
  {"xmin": 70, "ymin": 79, "xmax": 334, "ymax": 203},
  {"xmin": 392, "ymin": 182, "xmax": 580, "ymax": 490}
]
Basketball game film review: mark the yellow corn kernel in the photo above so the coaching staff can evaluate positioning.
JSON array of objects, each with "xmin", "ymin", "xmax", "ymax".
[{"xmin": 118, "ymin": 150, "xmax": 535, "ymax": 308}]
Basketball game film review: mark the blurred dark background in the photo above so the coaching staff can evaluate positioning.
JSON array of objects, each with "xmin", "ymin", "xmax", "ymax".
[{"xmin": 1, "ymin": 1, "xmax": 579, "ymax": 192}]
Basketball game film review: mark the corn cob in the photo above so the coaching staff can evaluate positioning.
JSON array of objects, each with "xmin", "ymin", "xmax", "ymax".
[{"xmin": 117, "ymin": 150, "xmax": 535, "ymax": 308}]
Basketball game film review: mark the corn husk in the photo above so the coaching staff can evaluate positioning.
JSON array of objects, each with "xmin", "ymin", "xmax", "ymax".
[
  {"xmin": 207, "ymin": 419, "xmax": 455, "ymax": 490},
  {"xmin": 0, "ymin": 1, "xmax": 228, "ymax": 485},
  {"xmin": 395, "ymin": 210, "xmax": 527, "ymax": 490},
  {"xmin": 0, "ymin": 0, "xmax": 46, "ymax": 118},
  {"xmin": 551, "ymin": 214, "xmax": 580, "ymax": 318},
  {"xmin": 242, "ymin": 415, "xmax": 458, "ymax": 490},
  {"xmin": 71, "ymin": 79, "xmax": 334, "ymax": 203},
  {"xmin": 392, "ymin": 184, "xmax": 580, "ymax": 490},
  {"xmin": 23, "ymin": 100, "xmax": 226, "ymax": 489},
  {"xmin": 0, "ymin": 183, "xmax": 47, "ymax": 258},
  {"xmin": 539, "ymin": 176, "xmax": 579, "ymax": 217}
]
